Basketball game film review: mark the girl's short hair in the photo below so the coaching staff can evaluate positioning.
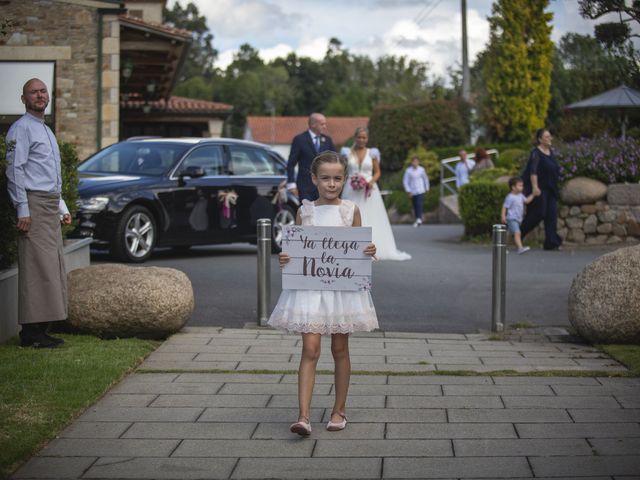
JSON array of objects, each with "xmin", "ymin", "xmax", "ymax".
[{"xmin": 311, "ymin": 150, "xmax": 347, "ymax": 176}]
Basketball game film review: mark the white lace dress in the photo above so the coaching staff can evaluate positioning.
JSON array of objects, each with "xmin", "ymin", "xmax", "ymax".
[
  {"xmin": 267, "ymin": 200, "xmax": 379, "ymax": 335},
  {"xmin": 341, "ymin": 147, "xmax": 411, "ymax": 261}
]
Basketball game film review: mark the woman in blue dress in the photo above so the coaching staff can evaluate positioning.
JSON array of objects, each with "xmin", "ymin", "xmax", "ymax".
[{"xmin": 521, "ymin": 128, "xmax": 562, "ymax": 250}]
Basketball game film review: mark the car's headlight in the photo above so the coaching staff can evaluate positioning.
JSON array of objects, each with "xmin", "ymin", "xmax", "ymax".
[{"xmin": 77, "ymin": 196, "xmax": 109, "ymax": 212}]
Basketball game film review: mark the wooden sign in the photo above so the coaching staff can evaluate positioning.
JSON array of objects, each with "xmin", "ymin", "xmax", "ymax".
[{"xmin": 281, "ymin": 225, "xmax": 372, "ymax": 291}]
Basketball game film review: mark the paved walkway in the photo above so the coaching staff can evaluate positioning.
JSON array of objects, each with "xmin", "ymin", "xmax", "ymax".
[{"xmin": 13, "ymin": 327, "xmax": 640, "ymax": 479}]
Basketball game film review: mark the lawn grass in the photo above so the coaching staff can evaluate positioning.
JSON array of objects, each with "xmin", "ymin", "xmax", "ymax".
[
  {"xmin": 0, "ymin": 334, "xmax": 158, "ymax": 479},
  {"xmin": 598, "ymin": 344, "xmax": 640, "ymax": 376}
]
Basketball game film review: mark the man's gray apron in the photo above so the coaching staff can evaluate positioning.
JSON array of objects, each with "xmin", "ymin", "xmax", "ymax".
[{"xmin": 17, "ymin": 191, "xmax": 67, "ymax": 324}]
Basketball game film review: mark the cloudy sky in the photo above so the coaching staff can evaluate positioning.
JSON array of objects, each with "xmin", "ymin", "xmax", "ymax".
[{"xmin": 167, "ymin": 0, "xmax": 629, "ymax": 79}]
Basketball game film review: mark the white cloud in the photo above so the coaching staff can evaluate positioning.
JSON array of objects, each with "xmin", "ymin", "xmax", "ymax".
[
  {"xmin": 259, "ymin": 43, "xmax": 294, "ymax": 62},
  {"xmin": 297, "ymin": 36, "xmax": 331, "ymax": 60}
]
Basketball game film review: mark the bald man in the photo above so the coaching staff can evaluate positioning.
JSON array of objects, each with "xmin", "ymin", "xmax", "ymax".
[
  {"xmin": 286, "ymin": 113, "xmax": 336, "ymax": 201},
  {"xmin": 5, "ymin": 78, "xmax": 71, "ymax": 348}
]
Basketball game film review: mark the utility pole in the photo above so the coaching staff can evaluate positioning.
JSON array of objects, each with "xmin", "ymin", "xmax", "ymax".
[{"xmin": 461, "ymin": 0, "xmax": 471, "ymax": 102}]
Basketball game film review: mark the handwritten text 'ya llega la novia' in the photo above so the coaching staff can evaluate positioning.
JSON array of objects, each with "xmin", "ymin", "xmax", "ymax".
[{"xmin": 300, "ymin": 234, "xmax": 361, "ymax": 279}]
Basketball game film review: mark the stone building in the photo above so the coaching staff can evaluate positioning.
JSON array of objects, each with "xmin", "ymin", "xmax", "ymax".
[{"xmin": 0, "ymin": 0, "xmax": 231, "ymax": 160}]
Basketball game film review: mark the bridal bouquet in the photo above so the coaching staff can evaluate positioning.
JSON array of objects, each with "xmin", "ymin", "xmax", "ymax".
[{"xmin": 350, "ymin": 173, "xmax": 371, "ymax": 198}]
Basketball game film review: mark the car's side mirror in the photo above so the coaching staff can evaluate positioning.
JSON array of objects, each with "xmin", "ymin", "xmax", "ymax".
[{"xmin": 178, "ymin": 166, "xmax": 205, "ymax": 185}]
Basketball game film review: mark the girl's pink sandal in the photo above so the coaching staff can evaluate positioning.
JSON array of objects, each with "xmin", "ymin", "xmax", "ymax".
[
  {"xmin": 290, "ymin": 416, "xmax": 312, "ymax": 436},
  {"xmin": 326, "ymin": 411, "xmax": 347, "ymax": 431}
]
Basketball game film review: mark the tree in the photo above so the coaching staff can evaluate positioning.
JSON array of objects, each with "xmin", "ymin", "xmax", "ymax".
[
  {"xmin": 480, "ymin": 0, "xmax": 554, "ymax": 142},
  {"xmin": 578, "ymin": 0, "xmax": 640, "ymax": 86},
  {"xmin": 164, "ymin": 1, "xmax": 218, "ymax": 80}
]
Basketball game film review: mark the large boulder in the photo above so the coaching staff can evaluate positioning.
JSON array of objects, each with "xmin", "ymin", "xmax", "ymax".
[
  {"xmin": 568, "ymin": 245, "xmax": 640, "ymax": 344},
  {"xmin": 561, "ymin": 177, "xmax": 608, "ymax": 205},
  {"xmin": 68, "ymin": 264, "xmax": 193, "ymax": 338}
]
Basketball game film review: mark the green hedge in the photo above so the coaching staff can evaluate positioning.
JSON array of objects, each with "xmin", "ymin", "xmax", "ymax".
[
  {"xmin": 384, "ymin": 188, "xmax": 441, "ymax": 216},
  {"xmin": 459, "ymin": 181, "xmax": 510, "ymax": 236},
  {"xmin": 369, "ymin": 99, "xmax": 468, "ymax": 172},
  {"xmin": 0, "ymin": 134, "xmax": 79, "ymax": 270}
]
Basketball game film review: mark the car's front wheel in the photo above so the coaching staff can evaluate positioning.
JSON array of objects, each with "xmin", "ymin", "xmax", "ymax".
[
  {"xmin": 111, "ymin": 205, "xmax": 157, "ymax": 263},
  {"xmin": 271, "ymin": 205, "xmax": 296, "ymax": 253}
]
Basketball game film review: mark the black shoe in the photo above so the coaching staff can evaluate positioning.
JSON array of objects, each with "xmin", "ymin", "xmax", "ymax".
[
  {"xmin": 20, "ymin": 333, "xmax": 59, "ymax": 349},
  {"xmin": 43, "ymin": 333, "xmax": 65, "ymax": 345}
]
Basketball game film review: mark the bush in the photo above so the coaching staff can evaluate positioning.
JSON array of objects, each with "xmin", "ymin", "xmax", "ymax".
[
  {"xmin": 556, "ymin": 111, "xmax": 617, "ymax": 142},
  {"xmin": 495, "ymin": 148, "xmax": 526, "ymax": 171},
  {"xmin": 555, "ymin": 134, "xmax": 640, "ymax": 185},
  {"xmin": 0, "ymin": 134, "xmax": 79, "ymax": 270},
  {"xmin": 369, "ymin": 99, "xmax": 468, "ymax": 172},
  {"xmin": 459, "ymin": 181, "xmax": 510, "ymax": 236},
  {"xmin": 385, "ymin": 190, "xmax": 412, "ymax": 215},
  {"xmin": 470, "ymin": 167, "xmax": 512, "ymax": 183}
]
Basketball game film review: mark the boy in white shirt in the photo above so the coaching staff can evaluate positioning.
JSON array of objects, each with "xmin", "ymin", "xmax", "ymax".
[
  {"xmin": 501, "ymin": 176, "xmax": 535, "ymax": 254},
  {"xmin": 403, "ymin": 156, "xmax": 430, "ymax": 227}
]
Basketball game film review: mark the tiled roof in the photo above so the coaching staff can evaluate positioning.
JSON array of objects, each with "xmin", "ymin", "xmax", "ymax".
[
  {"xmin": 121, "ymin": 95, "xmax": 233, "ymax": 114},
  {"xmin": 246, "ymin": 116, "xmax": 369, "ymax": 147},
  {"xmin": 119, "ymin": 14, "xmax": 192, "ymax": 39}
]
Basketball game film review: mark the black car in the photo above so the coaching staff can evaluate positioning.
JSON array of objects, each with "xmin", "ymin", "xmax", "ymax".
[{"xmin": 71, "ymin": 138, "xmax": 298, "ymax": 262}]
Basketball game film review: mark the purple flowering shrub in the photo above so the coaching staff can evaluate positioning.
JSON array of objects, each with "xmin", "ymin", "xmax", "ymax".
[{"xmin": 555, "ymin": 135, "xmax": 640, "ymax": 185}]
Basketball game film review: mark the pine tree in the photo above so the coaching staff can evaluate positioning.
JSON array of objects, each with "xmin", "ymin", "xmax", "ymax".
[{"xmin": 481, "ymin": 0, "xmax": 553, "ymax": 142}]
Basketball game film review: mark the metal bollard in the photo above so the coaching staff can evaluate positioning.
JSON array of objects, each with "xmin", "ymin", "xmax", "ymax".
[
  {"xmin": 491, "ymin": 224, "xmax": 507, "ymax": 332},
  {"xmin": 257, "ymin": 219, "xmax": 272, "ymax": 326}
]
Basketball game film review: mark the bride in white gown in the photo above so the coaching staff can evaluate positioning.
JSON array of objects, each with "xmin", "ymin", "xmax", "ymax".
[{"xmin": 341, "ymin": 127, "xmax": 411, "ymax": 261}]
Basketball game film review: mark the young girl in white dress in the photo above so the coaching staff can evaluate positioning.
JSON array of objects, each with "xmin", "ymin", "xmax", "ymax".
[
  {"xmin": 341, "ymin": 127, "xmax": 411, "ymax": 261},
  {"xmin": 268, "ymin": 151, "xmax": 379, "ymax": 436}
]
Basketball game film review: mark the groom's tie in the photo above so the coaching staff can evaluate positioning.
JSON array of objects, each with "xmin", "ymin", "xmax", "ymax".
[{"xmin": 314, "ymin": 135, "xmax": 320, "ymax": 153}]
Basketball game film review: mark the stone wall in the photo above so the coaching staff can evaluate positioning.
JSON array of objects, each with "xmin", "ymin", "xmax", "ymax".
[
  {"xmin": 0, "ymin": 0, "xmax": 119, "ymax": 160},
  {"xmin": 557, "ymin": 184, "xmax": 640, "ymax": 246}
]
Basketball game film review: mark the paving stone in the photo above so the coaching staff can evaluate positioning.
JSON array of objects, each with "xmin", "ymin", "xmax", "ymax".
[
  {"xmin": 59, "ymin": 422, "xmax": 131, "ymax": 439},
  {"xmin": 530, "ymin": 455, "xmax": 640, "ymax": 477},
  {"xmin": 111, "ymin": 381, "xmax": 224, "ymax": 395},
  {"xmin": 40, "ymin": 438, "xmax": 179, "ymax": 457},
  {"xmin": 123, "ymin": 421, "xmax": 256, "ymax": 439},
  {"xmin": 236, "ymin": 361, "xmax": 301, "ymax": 371},
  {"xmin": 443, "ymin": 385, "xmax": 554, "ymax": 396},
  {"xmin": 350, "ymin": 363, "xmax": 436, "ymax": 373},
  {"xmin": 123, "ymin": 373, "xmax": 179, "ymax": 383},
  {"xmin": 140, "ymin": 360, "xmax": 239, "ymax": 371},
  {"xmin": 389, "ymin": 356, "xmax": 481, "ymax": 365},
  {"xmin": 492, "ymin": 377, "xmax": 600, "ymax": 385},
  {"xmin": 388, "ymin": 376, "xmax": 493, "ymax": 385},
  {"xmin": 516, "ymin": 422, "xmax": 640, "ymax": 438},
  {"xmin": 164, "ymin": 336, "xmax": 212, "ymax": 345},
  {"xmin": 387, "ymin": 395, "xmax": 503, "ymax": 409},
  {"xmin": 427, "ymin": 344, "xmax": 474, "ymax": 352},
  {"xmin": 78, "ymin": 407, "xmax": 203, "ymax": 423},
  {"xmin": 589, "ymin": 438, "xmax": 640, "ymax": 455},
  {"xmin": 194, "ymin": 353, "xmax": 292, "ymax": 363},
  {"xmin": 347, "ymin": 384, "xmax": 442, "ymax": 396},
  {"xmin": 384, "ymin": 338, "xmax": 429, "ymax": 344},
  {"xmin": 291, "ymin": 354, "xmax": 387, "ymax": 364},
  {"xmin": 480, "ymin": 357, "xmax": 578, "ymax": 366},
  {"xmin": 173, "ymin": 439, "xmax": 314, "ymax": 457},
  {"xmin": 615, "ymin": 395, "xmax": 640, "ymax": 408},
  {"xmin": 280, "ymin": 374, "xmax": 388, "ymax": 384},
  {"xmin": 569, "ymin": 409, "xmax": 640, "ymax": 423},
  {"xmin": 95, "ymin": 394, "xmax": 157, "ymax": 407},
  {"xmin": 383, "ymin": 457, "xmax": 531, "ymax": 478},
  {"xmin": 12, "ymin": 456, "xmax": 97, "ymax": 479},
  {"xmin": 252, "ymin": 422, "xmax": 385, "ymax": 439},
  {"xmin": 231, "ymin": 457, "xmax": 381, "ymax": 479},
  {"xmin": 175, "ymin": 373, "xmax": 283, "ymax": 383},
  {"xmin": 155, "ymin": 344, "xmax": 249, "ymax": 354},
  {"xmin": 573, "ymin": 358, "xmax": 625, "ymax": 368},
  {"xmin": 470, "ymin": 343, "xmax": 560, "ymax": 351},
  {"xmin": 268, "ymin": 394, "xmax": 385, "ymax": 408},
  {"xmin": 322, "ymin": 408, "xmax": 446, "ymax": 423},
  {"xmin": 245, "ymin": 346, "xmax": 300, "ymax": 354},
  {"xmin": 502, "ymin": 395, "xmax": 620, "ymax": 409},
  {"xmin": 385, "ymin": 332, "xmax": 462, "ymax": 340},
  {"xmin": 436, "ymin": 365, "xmax": 535, "ymax": 373},
  {"xmin": 314, "ymin": 439, "xmax": 452, "ymax": 457},
  {"xmin": 448, "ymin": 408, "xmax": 572, "ymax": 423},
  {"xmin": 198, "ymin": 407, "xmax": 324, "ymax": 423},
  {"xmin": 386, "ymin": 423, "xmax": 518, "ymax": 439},
  {"xmin": 218, "ymin": 383, "xmax": 331, "ymax": 395},
  {"xmin": 149, "ymin": 394, "xmax": 270, "ymax": 408},
  {"xmin": 453, "ymin": 438, "xmax": 592, "ymax": 456},
  {"xmin": 143, "ymin": 352, "xmax": 197, "ymax": 362},
  {"xmin": 597, "ymin": 377, "xmax": 640, "ymax": 386},
  {"xmin": 83, "ymin": 457, "xmax": 237, "ymax": 479},
  {"xmin": 552, "ymin": 385, "xmax": 640, "ymax": 396}
]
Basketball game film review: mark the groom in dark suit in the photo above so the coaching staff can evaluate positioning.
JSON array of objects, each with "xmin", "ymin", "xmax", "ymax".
[{"xmin": 287, "ymin": 113, "xmax": 336, "ymax": 201}]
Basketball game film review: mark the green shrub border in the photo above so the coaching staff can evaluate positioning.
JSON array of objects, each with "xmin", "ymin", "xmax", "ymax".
[
  {"xmin": 0, "ymin": 133, "xmax": 79, "ymax": 270},
  {"xmin": 459, "ymin": 181, "xmax": 510, "ymax": 236}
]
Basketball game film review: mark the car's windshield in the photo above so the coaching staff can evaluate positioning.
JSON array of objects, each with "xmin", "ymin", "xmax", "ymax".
[{"xmin": 78, "ymin": 142, "xmax": 191, "ymax": 176}]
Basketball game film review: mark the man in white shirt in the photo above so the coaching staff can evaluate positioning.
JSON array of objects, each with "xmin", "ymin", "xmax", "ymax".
[
  {"xmin": 455, "ymin": 150, "xmax": 475, "ymax": 189},
  {"xmin": 403, "ymin": 156, "xmax": 430, "ymax": 227},
  {"xmin": 5, "ymin": 78, "xmax": 71, "ymax": 348}
]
